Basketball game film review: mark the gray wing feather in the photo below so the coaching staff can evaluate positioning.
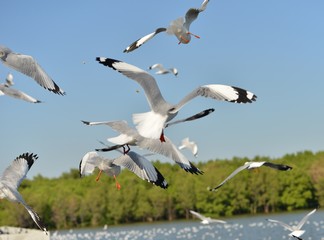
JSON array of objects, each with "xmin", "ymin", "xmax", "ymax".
[
  {"xmin": 296, "ymin": 209, "xmax": 316, "ymax": 230},
  {"xmin": 209, "ymin": 164, "xmax": 250, "ymax": 191},
  {"xmin": 266, "ymin": 219, "xmax": 294, "ymax": 232}
]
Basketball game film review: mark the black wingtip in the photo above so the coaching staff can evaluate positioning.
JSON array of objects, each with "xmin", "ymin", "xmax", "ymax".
[
  {"xmin": 96, "ymin": 57, "xmax": 121, "ymax": 70},
  {"xmin": 152, "ymin": 167, "xmax": 168, "ymax": 189},
  {"xmin": 16, "ymin": 153, "xmax": 38, "ymax": 170},
  {"xmin": 81, "ymin": 120, "xmax": 90, "ymax": 125}
]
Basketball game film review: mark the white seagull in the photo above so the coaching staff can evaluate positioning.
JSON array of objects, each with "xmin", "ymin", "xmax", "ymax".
[
  {"xmin": 0, "ymin": 45, "xmax": 65, "ymax": 95},
  {"xmin": 189, "ymin": 210, "xmax": 227, "ymax": 225},
  {"xmin": 82, "ymin": 120, "xmax": 203, "ymax": 175},
  {"xmin": 208, "ymin": 161, "xmax": 293, "ymax": 192},
  {"xmin": 266, "ymin": 208, "xmax": 317, "ymax": 240},
  {"xmin": 0, "ymin": 73, "xmax": 42, "ymax": 103},
  {"xmin": 96, "ymin": 57, "xmax": 257, "ymax": 141},
  {"xmin": 123, "ymin": 0, "xmax": 209, "ymax": 53},
  {"xmin": 0, "ymin": 153, "xmax": 48, "ymax": 234},
  {"xmin": 178, "ymin": 137, "xmax": 198, "ymax": 157},
  {"xmin": 148, "ymin": 63, "xmax": 178, "ymax": 76},
  {"xmin": 79, "ymin": 151, "xmax": 168, "ymax": 189}
]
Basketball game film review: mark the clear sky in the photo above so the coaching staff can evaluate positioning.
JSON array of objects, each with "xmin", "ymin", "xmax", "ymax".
[{"xmin": 1, "ymin": 0, "xmax": 323, "ymax": 178}]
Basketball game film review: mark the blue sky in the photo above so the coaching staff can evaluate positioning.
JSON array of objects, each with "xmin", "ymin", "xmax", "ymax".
[{"xmin": 1, "ymin": 0, "xmax": 323, "ymax": 178}]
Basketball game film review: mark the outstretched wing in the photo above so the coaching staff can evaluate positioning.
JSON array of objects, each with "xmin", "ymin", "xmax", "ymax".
[
  {"xmin": 0, "ymin": 85, "xmax": 41, "ymax": 103},
  {"xmin": 1, "ymin": 153, "xmax": 37, "ymax": 189},
  {"xmin": 209, "ymin": 164, "xmax": 250, "ymax": 191},
  {"xmin": 79, "ymin": 151, "xmax": 103, "ymax": 177},
  {"xmin": 263, "ymin": 162, "xmax": 293, "ymax": 171},
  {"xmin": 123, "ymin": 28, "xmax": 166, "ymax": 53},
  {"xmin": 184, "ymin": 0, "xmax": 209, "ymax": 30},
  {"xmin": 113, "ymin": 151, "xmax": 168, "ymax": 189},
  {"xmin": 296, "ymin": 208, "xmax": 317, "ymax": 230},
  {"xmin": 190, "ymin": 210, "xmax": 206, "ymax": 220},
  {"xmin": 1, "ymin": 47, "xmax": 65, "ymax": 95},
  {"xmin": 266, "ymin": 218, "xmax": 294, "ymax": 232}
]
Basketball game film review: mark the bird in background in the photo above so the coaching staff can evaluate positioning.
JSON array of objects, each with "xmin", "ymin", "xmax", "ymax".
[
  {"xmin": 0, "ymin": 73, "xmax": 42, "ymax": 103},
  {"xmin": 266, "ymin": 208, "xmax": 317, "ymax": 240},
  {"xmin": 208, "ymin": 161, "xmax": 293, "ymax": 192},
  {"xmin": 148, "ymin": 63, "xmax": 178, "ymax": 77},
  {"xmin": 0, "ymin": 153, "xmax": 48, "ymax": 234},
  {"xmin": 123, "ymin": 0, "xmax": 209, "ymax": 53},
  {"xmin": 96, "ymin": 57, "xmax": 257, "ymax": 142},
  {"xmin": 178, "ymin": 137, "xmax": 198, "ymax": 157},
  {"xmin": 79, "ymin": 150, "xmax": 168, "ymax": 189},
  {"xmin": 0, "ymin": 45, "xmax": 65, "ymax": 95},
  {"xmin": 189, "ymin": 210, "xmax": 227, "ymax": 225}
]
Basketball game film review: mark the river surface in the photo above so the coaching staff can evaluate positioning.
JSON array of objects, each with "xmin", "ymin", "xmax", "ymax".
[{"xmin": 50, "ymin": 210, "xmax": 324, "ymax": 240}]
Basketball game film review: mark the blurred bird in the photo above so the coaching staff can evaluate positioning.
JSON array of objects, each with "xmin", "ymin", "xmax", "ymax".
[
  {"xmin": 123, "ymin": 0, "xmax": 209, "ymax": 53},
  {"xmin": 208, "ymin": 161, "xmax": 292, "ymax": 191},
  {"xmin": 79, "ymin": 151, "xmax": 168, "ymax": 189},
  {"xmin": 0, "ymin": 45, "xmax": 65, "ymax": 95},
  {"xmin": 266, "ymin": 208, "xmax": 317, "ymax": 240},
  {"xmin": 96, "ymin": 57, "xmax": 257, "ymax": 142},
  {"xmin": 0, "ymin": 153, "xmax": 48, "ymax": 234},
  {"xmin": 0, "ymin": 73, "xmax": 42, "ymax": 103},
  {"xmin": 148, "ymin": 63, "xmax": 178, "ymax": 76},
  {"xmin": 178, "ymin": 137, "xmax": 198, "ymax": 157},
  {"xmin": 190, "ymin": 210, "xmax": 227, "ymax": 224}
]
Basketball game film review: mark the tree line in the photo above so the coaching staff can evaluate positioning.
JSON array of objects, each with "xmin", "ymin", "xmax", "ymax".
[{"xmin": 0, "ymin": 150, "xmax": 322, "ymax": 230}]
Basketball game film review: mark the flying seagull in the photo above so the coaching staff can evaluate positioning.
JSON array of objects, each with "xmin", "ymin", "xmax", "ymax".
[
  {"xmin": 96, "ymin": 57, "xmax": 257, "ymax": 141},
  {"xmin": 123, "ymin": 0, "xmax": 209, "ymax": 53},
  {"xmin": 0, "ymin": 45, "xmax": 65, "ymax": 95},
  {"xmin": 79, "ymin": 151, "xmax": 168, "ymax": 189},
  {"xmin": 82, "ymin": 120, "xmax": 203, "ymax": 175},
  {"xmin": 0, "ymin": 153, "xmax": 48, "ymax": 234},
  {"xmin": 148, "ymin": 63, "xmax": 178, "ymax": 76},
  {"xmin": 266, "ymin": 208, "xmax": 317, "ymax": 240},
  {"xmin": 178, "ymin": 137, "xmax": 198, "ymax": 157},
  {"xmin": 190, "ymin": 210, "xmax": 227, "ymax": 225},
  {"xmin": 208, "ymin": 161, "xmax": 292, "ymax": 192},
  {"xmin": 0, "ymin": 73, "xmax": 42, "ymax": 103}
]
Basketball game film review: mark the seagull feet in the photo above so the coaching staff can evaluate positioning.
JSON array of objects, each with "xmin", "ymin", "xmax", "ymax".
[
  {"xmin": 189, "ymin": 32, "xmax": 200, "ymax": 39},
  {"xmin": 114, "ymin": 175, "xmax": 121, "ymax": 190},
  {"xmin": 95, "ymin": 170, "xmax": 103, "ymax": 182}
]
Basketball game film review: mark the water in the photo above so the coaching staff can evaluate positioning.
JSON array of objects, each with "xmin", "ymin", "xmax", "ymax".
[{"xmin": 50, "ymin": 210, "xmax": 324, "ymax": 240}]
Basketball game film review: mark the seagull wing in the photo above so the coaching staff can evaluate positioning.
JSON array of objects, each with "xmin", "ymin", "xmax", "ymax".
[
  {"xmin": 0, "ymin": 85, "xmax": 41, "ymax": 103},
  {"xmin": 23, "ymin": 202, "xmax": 48, "ymax": 234},
  {"xmin": 296, "ymin": 209, "xmax": 316, "ymax": 230},
  {"xmin": 0, "ymin": 153, "xmax": 37, "ymax": 189},
  {"xmin": 96, "ymin": 57, "xmax": 168, "ymax": 112},
  {"xmin": 1, "ymin": 49, "xmax": 65, "ymax": 95},
  {"xmin": 166, "ymin": 108, "xmax": 214, "ymax": 128},
  {"xmin": 209, "ymin": 164, "xmax": 250, "ymax": 191},
  {"xmin": 184, "ymin": 0, "xmax": 209, "ymax": 30},
  {"xmin": 266, "ymin": 218, "xmax": 294, "ymax": 232},
  {"xmin": 190, "ymin": 210, "xmax": 207, "ymax": 220},
  {"xmin": 123, "ymin": 28, "xmax": 167, "ymax": 53},
  {"xmin": 112, "ymin": 151, "xmax": 168, "ymax": 189},
  {"xmin": 138, "ymin": 136, "xmax": 203, "ymax": 174},
  {"xmin": 79, "ymin": 151, "xmax": 103, "ymax": 177},
  {"xmin": 262, "ymin": 162, "xmax": 293, "ymax": 171},
  {"xmin": 172, "ymin": 84, "xmax": 257, "ymax": 114},
  {"xmin": 149, "ymin": 63, "xmax": 165, "ymax": 71}
]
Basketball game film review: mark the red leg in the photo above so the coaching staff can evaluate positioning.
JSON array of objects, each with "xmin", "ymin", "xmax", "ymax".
[
  {"xmin": 95, "ymin": 170, "xmax": 103, "ymax": 182},
  {"xmin": 189, "ymin": 32, "xmax": 200, "ymax": 39},
  {"xmin": 114, "ymin": 175, "xmax": 121, "ymax": 190}
]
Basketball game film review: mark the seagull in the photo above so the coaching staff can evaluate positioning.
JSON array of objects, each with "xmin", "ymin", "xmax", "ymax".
[
  {"xmin": 208, "ymin": 161, "xmax": 293, "ymax": 191},
  {"xmin": 0, "ymin": 45, "xmax": 65, "ymax": 95},
  {"xmin": 0, "ymin": 73, "xmax": 42, "ymax": 103},
  {"xmin": 82, "ymin": 120, "xmax": 203, "ymax": 175},
  {"xmin": 0, "ymin": 153, "xmax": 48, "ymax": 234},
  {"xmin": 148, "ymin": 63, "xmax": 178, "ymax": 76},
  {"xmin": 178, "ymin": 137, "xmax": 198, "ymax": 157},
  {"xmin": 189, "ymin": 210, "xmax": 227, "ymax": 225},
  {"xmin": 266, "ymin": 208, "xmax": 317, "ymax": 240},
  {"xmin": 96, "ymin": 57, "xmax": 257, "ymax": 141},
  {"xmin": 79, "ymin": 151, "xmax": 168, "ymax": 189},
  {"xmin": 123, "ymin": 0, "xmax": 209, "ymax": 53}
]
